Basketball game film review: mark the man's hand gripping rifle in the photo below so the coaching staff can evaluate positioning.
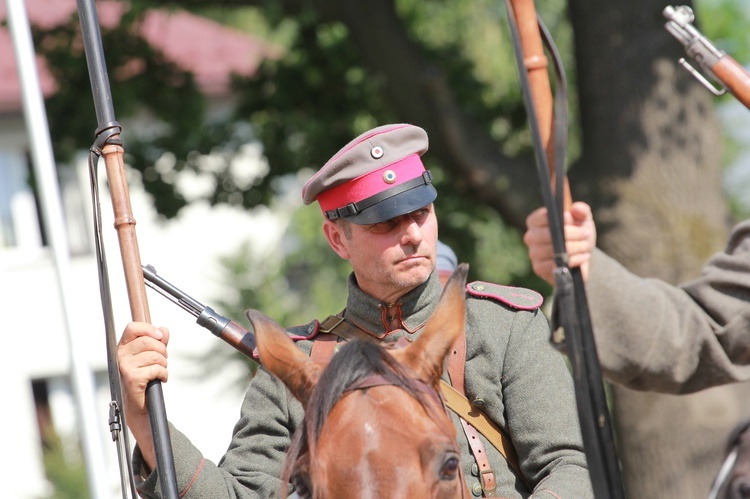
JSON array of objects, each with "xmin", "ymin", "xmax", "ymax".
[
  {"xmin": 142, "ymin": 265, "xmax": 258, "ymax": 360},
  {"xmin": 664, "ymin": 5, "xmax": 750, "ymax": 109}
]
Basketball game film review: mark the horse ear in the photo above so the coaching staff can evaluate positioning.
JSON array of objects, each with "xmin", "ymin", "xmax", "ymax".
[
  {"xmin": 393, "ymin": 263, "xmax": 468, "ymax": 383},
  {"xmin": 248, "ymin": 309, "xmax": 324, "ymax": 406}
]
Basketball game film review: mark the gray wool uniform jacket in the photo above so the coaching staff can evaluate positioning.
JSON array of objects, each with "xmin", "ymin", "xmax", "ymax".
[
  {"xmin": 133, "ymin": 271, "xmax": 593, "ymax": 498},
  {"xmin": 588, "ymin": 219, "xmax": 750, "ymax": 393}
]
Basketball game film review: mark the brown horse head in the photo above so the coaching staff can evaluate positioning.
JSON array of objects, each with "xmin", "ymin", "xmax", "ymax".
[{"xmin": 251, "ymin": 264, "xmax": 470, "ymax": 499}]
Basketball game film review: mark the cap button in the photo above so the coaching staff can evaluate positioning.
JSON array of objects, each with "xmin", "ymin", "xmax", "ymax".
[
  {"xmin": 370, "ymin": 145, "xmax": 384, "ymax": 159},
  {"xmin": 382, "ymin": 170, "xmax": 397, "ymax": 184}
]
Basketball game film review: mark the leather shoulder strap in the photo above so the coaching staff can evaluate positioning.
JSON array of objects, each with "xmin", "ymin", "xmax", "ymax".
[
  {"xmin": 446, "ymin": 317, "xmax": 503, "ymax": 496},
  {"xmin": 440, "ymin": 380, "xmax": 526, "ymax": 487},
  {"xmin": 310, "ymin": 333, "xmax": 338, "ymax": 363},
  {"xmin": 310, "ymin": 312, "xmax": 374, "ymax": 363}
]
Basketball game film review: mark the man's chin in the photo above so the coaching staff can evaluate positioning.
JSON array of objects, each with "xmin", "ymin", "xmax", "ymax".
[{"xmin": 395, "ymin": 261, "xmax": 432, "ymax": 286}]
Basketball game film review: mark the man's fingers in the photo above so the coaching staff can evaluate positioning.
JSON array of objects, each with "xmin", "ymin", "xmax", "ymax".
[
  {"xmin": 120, "ymin": 356, "xmax": 168, "ymax": 383},
  {"xmin": 569, "ymin": 201, "xmax": 593, "ymax": 222},
  {"xmin": 523, "ymin": 224, "xmax": 553, "ymax": 247},
  {"xmin": 525, "ymin": 206, "xmax": 550, "ymax": 230},
  {"xmin": 567, "ymin": 251, "xmax": 592, "ymax": 268},
  {"xmin": 565, "ymin": 237, "xmax": 594, "ymax": 256},
  {"xmin": 120, "ymin": 322, "xmax": 169, "ymax": 345},
  {"xmin": 530, "ymin": 259, "xmax": 556, "ymax": 286}
]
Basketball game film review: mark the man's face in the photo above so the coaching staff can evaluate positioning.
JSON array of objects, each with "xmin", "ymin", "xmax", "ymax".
[{"xmin": 323, "ymin": 204, "xmax": 438, "ymax": 303}]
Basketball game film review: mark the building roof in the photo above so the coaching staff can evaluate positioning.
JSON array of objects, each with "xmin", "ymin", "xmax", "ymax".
[{"xmin": 0, "ymin": 0, "xmax": 278, "ymax": 113}]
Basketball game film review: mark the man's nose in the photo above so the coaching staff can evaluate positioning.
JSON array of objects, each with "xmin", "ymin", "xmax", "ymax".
[{"xmin": 400, "ymin": 216, "xmax": 423, "ymax": 245}]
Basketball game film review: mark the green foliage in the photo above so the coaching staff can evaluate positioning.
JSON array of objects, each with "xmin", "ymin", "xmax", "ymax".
[
  {"xmin": 398, "ymin": 0, "xmax": 577, "ymax": 156},
  {"xmin": 693, "ymin": 0, "xmax": 750, "ymax": 219},
  {"xmin": 34, "ymin": 1, "xmax": 576, "ymax": 284},
  {"xmin": 30, "ymin": 0, "xmax": 567, "ymax": 381},
  {"xmin": 229, "ymin": 1, "xmax": 575, "ymax": 286},
  {"xmin": 695, "ymin": 0, "xmax": 750, "ymax": 63},
  {"xmin": 33, "ymin": 2, "xmax": 230, "ymax": 218},
  {"xmin": 39, "ymin": 433, "xmax": 90, "ymax": 499}
]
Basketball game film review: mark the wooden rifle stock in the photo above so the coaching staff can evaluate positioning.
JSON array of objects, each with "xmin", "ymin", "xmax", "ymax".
[
  {"xmin": 707, "ymin": 55, "xmax": 750, "ymax": 109},
  {"xmin": 508, "ymin": 0, "xmax": 571, "ymax": 208},
  {"xmin": 664, "ymin": 5, "xmax": 750, "ymax": 110}
]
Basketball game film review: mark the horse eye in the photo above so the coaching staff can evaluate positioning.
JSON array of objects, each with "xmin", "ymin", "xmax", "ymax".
[{"xmin": 440, "ymin": 456, "xmax": 460, "ymax": 480}]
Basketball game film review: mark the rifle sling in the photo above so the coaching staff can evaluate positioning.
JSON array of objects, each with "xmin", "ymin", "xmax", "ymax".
[{"xmin": 439, "ymin": 381, "xmax": 524, "ymax": 483}]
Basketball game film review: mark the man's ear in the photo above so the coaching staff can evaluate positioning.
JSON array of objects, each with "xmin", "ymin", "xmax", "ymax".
[{"xmin": 323, "ymin": 220, "xmax": 351, "ymax": 259}]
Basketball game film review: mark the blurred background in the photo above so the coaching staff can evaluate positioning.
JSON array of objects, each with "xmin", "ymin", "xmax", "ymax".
[{"xmin": 1, "ymin": 0, "xmax": 749, "ymax": 497}]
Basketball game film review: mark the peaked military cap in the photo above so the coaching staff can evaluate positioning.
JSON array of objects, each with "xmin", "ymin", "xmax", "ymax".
[{"xmin": 301, "ymin": 123, "xmax": 437, "ymax": 224}]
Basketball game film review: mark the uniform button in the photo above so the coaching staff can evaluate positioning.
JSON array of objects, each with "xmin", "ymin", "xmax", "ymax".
[
  {"xmin": 472, "ymin": 398, "xmax": 485, "ymax": 409},
  {"xmin": 471, "ymin": 482, "xmax": 482, "ymax": 496},
  {"xmin": 471, "ymin": 463, "xmax": 479, "ymax": 476}
]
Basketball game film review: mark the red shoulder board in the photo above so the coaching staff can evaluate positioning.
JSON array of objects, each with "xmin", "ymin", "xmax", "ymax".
[
  {"xmin": 466, "ymin": 281, "xmax": 543, "ymax": 310},
  {"xmin": 287, "ymin": 320, "xmax": 321, "ymax": 341}
]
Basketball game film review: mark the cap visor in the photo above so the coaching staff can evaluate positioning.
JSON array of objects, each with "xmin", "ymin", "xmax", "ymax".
[{"xmin": 346, "ymin": 184, "xmax": 437, "ymax": 225}]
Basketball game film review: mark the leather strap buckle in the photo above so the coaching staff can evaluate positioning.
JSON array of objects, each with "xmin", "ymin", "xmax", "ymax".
[
  {"xmin": 480, "ymin": 468, "xmax": 497, "ymax": 495},
  {"xmin": 318, "ymin": 315, "xmax": 345, "ymax": 333}
]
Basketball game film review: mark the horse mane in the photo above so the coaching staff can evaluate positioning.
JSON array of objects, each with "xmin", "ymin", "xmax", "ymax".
[{"xmin": 281, "ymin": 339, "xmax": 440, "ymax": 494}]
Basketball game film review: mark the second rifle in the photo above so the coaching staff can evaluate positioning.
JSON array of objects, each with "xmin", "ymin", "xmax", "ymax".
[
  {"xmin": 142, "ymin": 264, "xmax": 258, "ymax": 359},
  {"xmin": 664, "ymin": 5, "xmax": 750, "ymax": 110}
]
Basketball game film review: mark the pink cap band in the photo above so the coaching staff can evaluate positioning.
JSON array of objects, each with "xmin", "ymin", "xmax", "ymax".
[{"xmin": 317, "ymin": 154, "xmax": 426, "ymax": 213}]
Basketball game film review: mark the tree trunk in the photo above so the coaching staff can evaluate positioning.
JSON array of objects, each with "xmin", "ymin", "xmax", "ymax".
[{"xmin": 568, "ymin": 0, "xmax": 750, "ymax": 496}]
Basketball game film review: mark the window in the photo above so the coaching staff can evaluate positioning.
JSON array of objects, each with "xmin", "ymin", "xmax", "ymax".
[
  {"xmin": 0, "ymin": 151, "xmax": 43, "ymax": 249},
  {"xmin": 0, "ymin": 151, "xmax": 92, "ymax": 254}
]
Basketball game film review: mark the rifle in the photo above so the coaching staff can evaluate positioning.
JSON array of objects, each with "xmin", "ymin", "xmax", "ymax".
[
  {"xmin": 75, "ymin": 1, "xmax": 178, "ymax": 496},
  {"xmin": 663, "ymin": 5, "xmax": 750, "ymax": 110},
  {"xmin": 504, "ymin": 1, "xmax": 626, "ymax": 497},
  {"xmin": 142, "ymin": 265, "xmax": 257, "ymax": 359}
]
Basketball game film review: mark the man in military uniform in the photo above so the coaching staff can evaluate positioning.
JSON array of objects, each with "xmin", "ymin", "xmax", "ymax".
[
  {"xmin": 119, "ymin": 124, "xmax": 593, "ymax": 498},
  {"xmin": 524, "ymin": 201, "xmax": 750, "ymax": 393}
]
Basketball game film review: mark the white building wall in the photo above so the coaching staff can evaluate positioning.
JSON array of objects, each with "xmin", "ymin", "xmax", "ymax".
[{"xmin": 1, "ymin": 148, "xmax": 289, "ymax": 498}]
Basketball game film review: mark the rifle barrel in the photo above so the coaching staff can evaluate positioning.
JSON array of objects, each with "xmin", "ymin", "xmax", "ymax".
[{"xmin": 143, "ymin": 266, "xmax": 258, "ymax": 359}]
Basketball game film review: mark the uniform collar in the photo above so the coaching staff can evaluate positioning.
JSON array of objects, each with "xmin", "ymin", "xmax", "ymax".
[{"xmin": 343, "ymin": 270, "xmax": 442, "ymax": 341}]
